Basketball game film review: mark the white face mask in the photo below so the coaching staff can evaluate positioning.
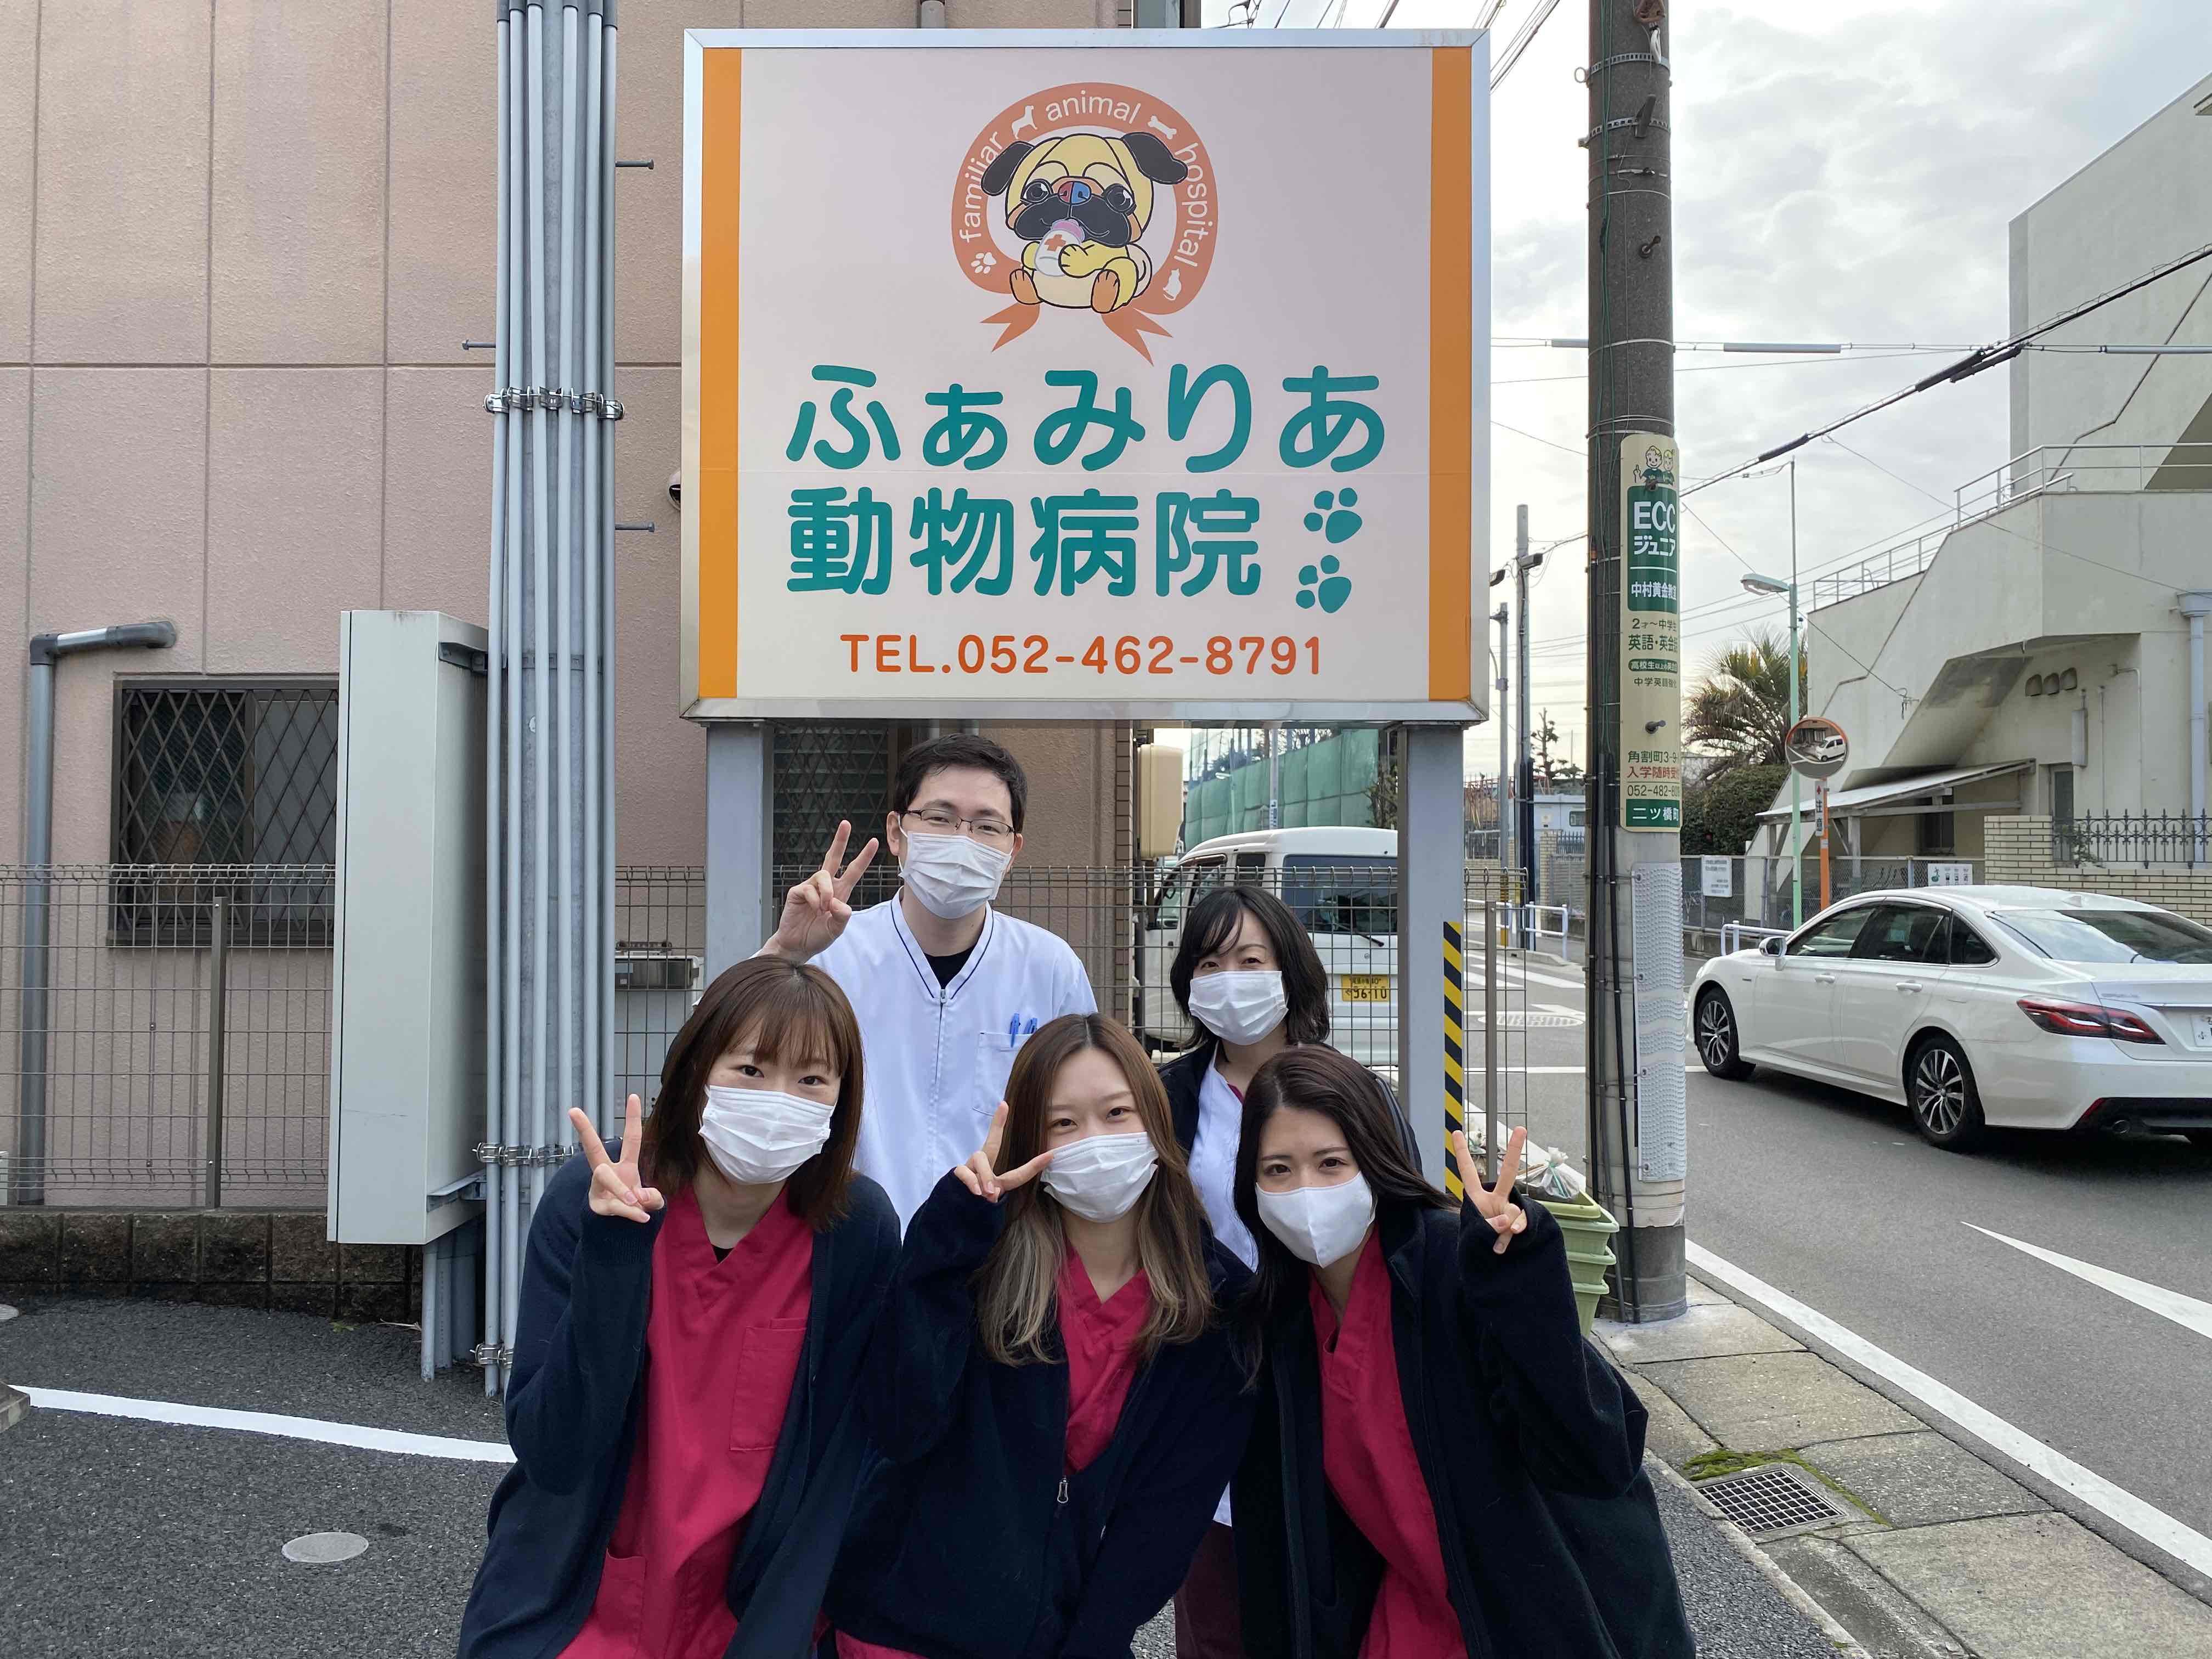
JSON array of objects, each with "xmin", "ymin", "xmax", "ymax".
[
  {"xmin": 1039, "ymin": 1130, "xmax": 1159, "ymax": 1222},
  {"xmin": 698, "ymin": 1085, "xmax": 836, "ymax": 1186},
  {"xmin": 1188, "ymin": 969, "xmax": 1288, "ymax": 1045},
  {"xmin": 900, "ymin": 831, "xmax": 1013, "ymax": 921},
  {"xmin": 1255, "ymin": 1173, "xmax": 1376, "ymax": 1268}
]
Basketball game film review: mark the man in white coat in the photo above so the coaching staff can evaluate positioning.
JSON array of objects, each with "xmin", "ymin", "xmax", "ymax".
[{"xmin": 758, "ymin": 733, "xmax": 1097, "ymax": 1226}]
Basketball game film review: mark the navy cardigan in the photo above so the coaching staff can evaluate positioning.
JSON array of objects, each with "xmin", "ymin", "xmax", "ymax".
[
  {"xmin": 827, "ymin": 1172, "xmax": 1257, "ymax": 1659},
  {"xmin": 1232, "ymin": 1194, "xmax": 1694, "ymax": 1659},
  {"xmin": 456, "ymin": 1147, "xmax": 900, "ymax": 1659}
]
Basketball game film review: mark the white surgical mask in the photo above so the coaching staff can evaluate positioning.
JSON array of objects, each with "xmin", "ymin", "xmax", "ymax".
[
  {"xmin": 698, "ymin": 1085, "xmax": 836, "ymax": 1186},
  {"xmin": 1039, "ymin": 1130, "xmax": 1159, "ymax": 1222},
  {"xmin": 1255, "ymin": 1174, "xmax": 1375, "ymax": 1268},
  {"xmin": 900, "ymin": 831, "xmax": 1012, "ymax": 921},
  {"xmin": 1188, "ymin": 970, "xmax": 1288, "ymax": 1046}
]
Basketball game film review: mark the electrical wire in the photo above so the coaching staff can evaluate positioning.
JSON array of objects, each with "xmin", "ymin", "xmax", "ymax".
[
  {"xmin": 1684, "ymin": 239, "xmax": 2212, "ymax": 497},
  {"xmin": 1492, "ymin": 347, "xmax": 1950, "ymax": 386}
]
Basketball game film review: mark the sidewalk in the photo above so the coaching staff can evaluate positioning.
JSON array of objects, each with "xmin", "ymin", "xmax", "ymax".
[{"xmin": 1596, "ymin": 1275, "xmax": 2212, "ymax": 1659}]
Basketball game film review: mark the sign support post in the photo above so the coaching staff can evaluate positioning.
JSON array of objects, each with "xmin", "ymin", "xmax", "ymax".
[
  {"xmin": 704, "ymin": 723, "xmax": 774, "ymax": 977},
  {"xmin": 1401, "ymin": 723, "xmax": 1468, "ymax": 1194}
]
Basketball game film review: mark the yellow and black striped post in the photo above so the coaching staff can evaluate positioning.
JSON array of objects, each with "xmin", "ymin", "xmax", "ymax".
[{"xmin": 1442, "ymin": 918, "xmax": 1469, "ymax": 1200}]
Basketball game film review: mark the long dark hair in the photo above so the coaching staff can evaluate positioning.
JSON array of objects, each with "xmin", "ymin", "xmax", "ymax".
[
  {"xmin": 1233, "ymin": 1046, "xmax": 1450, "ymax": 1328},
  {"xmin": 640, "ymin": 956, "xmax": 864, "ymax": 1229},
  {"xmin": 977, "ymin": 1014, "xmax": 1216, "ymax": 1367},
  {"xmin": 1170, "ymin": 885, "xmax": 1331, "ymax": 1047}
]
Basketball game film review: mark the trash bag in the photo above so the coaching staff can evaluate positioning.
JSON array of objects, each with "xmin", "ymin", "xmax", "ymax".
[{"xmin": 1464, "ymin": 1123, "xmax": 1589, "ymax": 1200}]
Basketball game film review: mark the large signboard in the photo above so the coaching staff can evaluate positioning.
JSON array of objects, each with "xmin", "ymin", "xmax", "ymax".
[
  {"xmin": 681, "ymin": 30, "xmax": 1488, "ymax": 720},
  {"xmin": 1617, "ymin": 433, "xmax": 1681, "ymax": 830}
]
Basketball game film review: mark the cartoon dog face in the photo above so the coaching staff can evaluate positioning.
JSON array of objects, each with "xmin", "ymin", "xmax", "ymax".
[{"xmin": 979, "ymin": 131, "xmax": 1189, "ymax": 251}]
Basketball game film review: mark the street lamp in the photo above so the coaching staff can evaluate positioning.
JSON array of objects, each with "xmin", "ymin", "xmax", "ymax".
[{"xmin": 1739, "ymin": 509, "xmax": 1803, "ymax": 927}]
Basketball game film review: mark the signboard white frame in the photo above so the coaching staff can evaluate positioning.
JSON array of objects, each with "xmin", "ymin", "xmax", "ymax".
[{"xmin": 679, "ymin": 29, "xmax": 1489, "ymax": 723}]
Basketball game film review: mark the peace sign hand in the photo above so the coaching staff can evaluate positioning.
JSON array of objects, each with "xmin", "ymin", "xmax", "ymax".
[
  {"xmin": 765, "ymin": 820, "xmax": 879, "ymax": 962},
  {"xmin": 1453, "ymin": 1126, "xmax": 1529, "ymax": 1256},
  {"xmin": 953, "ymin": 1102, "xmax": 1054, "ymax": 1204},
  {"xmin": 571, "ymin": 1096, "xmax": 665, "ymax": 1224}
]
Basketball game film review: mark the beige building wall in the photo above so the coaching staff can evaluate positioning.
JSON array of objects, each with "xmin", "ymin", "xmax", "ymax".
[{"xmin": 5, "ymin": 0, "xmax": 1120, "ymax": 872}]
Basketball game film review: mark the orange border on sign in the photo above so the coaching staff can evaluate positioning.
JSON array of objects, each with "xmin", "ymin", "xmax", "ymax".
[
  {"xmin": 1427, "ymin": 47, "xmax": 1473, "ymax": 703},
  {"xmin": 697, "ymin": 49, "xmax": 741, "ymax": 700}
]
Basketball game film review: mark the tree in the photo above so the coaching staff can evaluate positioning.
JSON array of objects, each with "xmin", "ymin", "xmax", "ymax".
[
  {"xmin": 1531, "ymin": 710, "xmax": 1583, "ymax": 790},
  {"xmin": 1681, "ymin": 763, "xmax": 1788, "ymax": 855},
  {"xmin": 1685, "ymin": 630, "xmax": 1803, "ymax": 779}
]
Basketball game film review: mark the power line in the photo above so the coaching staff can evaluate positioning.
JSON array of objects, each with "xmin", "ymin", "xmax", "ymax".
[
  {"xmin": 1493, "ymin": 347, "xmax": 1946, "ymax": 386},
  {"xmin": 1682, "ymin": 239, "xmax": 2212, "ymax": 497}
]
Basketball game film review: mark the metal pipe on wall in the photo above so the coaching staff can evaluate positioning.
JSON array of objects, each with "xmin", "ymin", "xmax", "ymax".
[
  {"xmin": 526, "ymin": 0, "xmax": 554, "ymax": 1224},
  {"xmin": 581, "ymin": 2, "xmax": 605, "ymax": 1137},
  {"xmin": 600, "ymin": 14, "xmax": 620, "ymax": 1138},
  {"xmin": 11, "ymin": 622, "xmax": 176, "ymax": 1206},
  {"xmin": 501, "ymin": 0, "xmax": 531, "ymax": 1376},
  {"xmin": 483, "ymin": 0, "xmax": 513, "ymax": 1396},
  {"xmin": 554, "ymin": 0, "xmax": 583, "ymax": 1173}
]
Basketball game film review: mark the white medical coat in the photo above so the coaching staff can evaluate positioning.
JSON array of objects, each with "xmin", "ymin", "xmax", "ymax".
[{"xmin": 814, "ymin": 895, "xmax": 1097, "ymax": 1227}]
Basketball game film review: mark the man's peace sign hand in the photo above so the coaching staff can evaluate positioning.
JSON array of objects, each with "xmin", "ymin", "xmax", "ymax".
[
  {"xmin": 571, "ymin": 1096, "xmax": 665, "ymax": 1224},
  {"xmin": 953, "ymin": 1102, "xmax": 1054, "ymax": 1204},
  {"xmin": 1453, "ymin": 1126, "xmax": 1528, "ymax": 1256},
  {"xmin": 763, "ymin": 820, "xmax": 879, "ymax": 963}
]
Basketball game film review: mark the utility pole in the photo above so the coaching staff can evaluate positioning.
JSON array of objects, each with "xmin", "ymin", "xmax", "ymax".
[
  {"xmin": 1514, "ymin": 505, "xmax": 1539, "ymax": 911},
  {"xmin": 1493, "ymin": 603, "xmax": 1511, "ymax": 866},
  {"xmin": 1584, "ymin": 0, "xmax": 1685, "ymax": 1322}
]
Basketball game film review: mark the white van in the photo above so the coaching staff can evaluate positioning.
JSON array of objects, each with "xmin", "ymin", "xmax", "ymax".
[{"xmin": 1137, "ymin": 827, "xmax": 1399, "ymax": 1070}]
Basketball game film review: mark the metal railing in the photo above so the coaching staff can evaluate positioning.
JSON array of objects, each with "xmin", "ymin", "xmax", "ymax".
[
  {"xmin": 2053, "ymin": 812, "xmax": 2211, "ymax": 869},
  {"xmin": 1809, "ymin": 441, "xmax": 2212, "ymax": 611},
  {"xmin": 1955, "ymin": 439, "xmax": 2212, "ymax": 518}
]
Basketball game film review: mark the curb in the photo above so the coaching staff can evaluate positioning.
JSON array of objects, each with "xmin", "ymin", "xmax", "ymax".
[
  {"xmin": 0, "ymin": 1384, "xmax": 26, "ymax": 1434},
  {"xmin": 1649, "ymin": 1457, "xmax": 1870, "ymax": 1657}
]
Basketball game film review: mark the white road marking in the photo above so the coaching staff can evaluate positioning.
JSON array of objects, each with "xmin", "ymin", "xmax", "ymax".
[
  {"xmin": 1963, "ymin": 1224, "xmax": 2212, "ymax": 1344},
  {"xmin": 18, "ymin": 1386, "xmax": 516, "ymax": 1464},
  {"xmin": 1686, "ymin": 1242, "xmax": 2212, "ymax": 1580}
]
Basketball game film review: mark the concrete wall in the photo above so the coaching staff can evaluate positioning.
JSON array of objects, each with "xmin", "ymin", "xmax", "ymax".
[
  {"xmin": 2008, "ymin": 73, "xmax": 2212, "ymax": 462},
  {"xmin": 1983, "ymin": 815, "xmax": 2212, "ymax": 929},
  {"xmin": 1802, "ymin": 490, "xmax": 2210, "ymax": 820},
  {"xmin": 4, "ymin": 0, "xmax": 1115, "ymax": 872}
]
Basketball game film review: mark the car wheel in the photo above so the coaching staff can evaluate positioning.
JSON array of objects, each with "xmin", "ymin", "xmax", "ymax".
[
  {"xmin": 1908, "ymin": 1035, "xmax": 1985, "ymax": 1151},
  {"xmin": 1695, "ymin": 988, "xmax": 1755, "ymax": 1080}
]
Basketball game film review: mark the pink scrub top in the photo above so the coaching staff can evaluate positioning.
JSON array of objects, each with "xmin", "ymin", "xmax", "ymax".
[
  {"xmin": 562, "ymin": 1184, "xmax": 814, "ymax": 1659},
  {"xmin": 1309, "ymin": 1232, "xmax": 1464, "ymax": 1659}
]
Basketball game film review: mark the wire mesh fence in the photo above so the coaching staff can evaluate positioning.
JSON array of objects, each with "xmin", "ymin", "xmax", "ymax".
[
  {"xmin": 0, "ymin": 866, "xmax": 334, "ymax": 1207},
  {"xmin": 2, "ymin": 859, "xmax": 1559, "ymax": 1208}
]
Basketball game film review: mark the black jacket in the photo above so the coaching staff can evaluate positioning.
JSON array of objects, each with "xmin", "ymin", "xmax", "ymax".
[
  {"xmin": 828, "ymin": 1172, "xmax": 1257, "ymax": 1659},
  {"xmin": 1158, "ymin": 1037, "xmax": 1425, "ymax": 1167},
  {"xmin": 456, "ymin": 1148, "xmax": 901, "ymax": 1659},
  {"xmin": 1232, "ymin": 1193, "xmax": 1693, "ymax": 1659}
]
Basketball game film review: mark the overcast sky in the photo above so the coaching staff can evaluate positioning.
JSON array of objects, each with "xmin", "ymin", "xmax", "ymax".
[{"xmin": 1203, "ymin": 0, "xmax": 2209, "ymax": 772}]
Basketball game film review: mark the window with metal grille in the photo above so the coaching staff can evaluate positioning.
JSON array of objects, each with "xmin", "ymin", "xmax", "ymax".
[{"xmin": 111, "ymin": 682, "xmax": 338, "ymax": 945}]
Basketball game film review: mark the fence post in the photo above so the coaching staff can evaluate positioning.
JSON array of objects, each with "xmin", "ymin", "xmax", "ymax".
[{"xmin": 204, "ymin": 893, "xmax": 229, "ymax": 1210}]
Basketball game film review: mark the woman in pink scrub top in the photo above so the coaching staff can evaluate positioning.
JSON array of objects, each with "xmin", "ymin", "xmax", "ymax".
[
  {"xmin": 1228, "ymin": 1046, "xmax": 1692, "ymax": 1659},
  {"xmin": 457, "ymin": 958, "xmax": 900, "ymax": 1659}
]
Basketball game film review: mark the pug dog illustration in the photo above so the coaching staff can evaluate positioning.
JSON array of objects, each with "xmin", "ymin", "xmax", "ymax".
[{"xmin": 978, "ymin": 130, "xmax": 1189, "ymax": 315}]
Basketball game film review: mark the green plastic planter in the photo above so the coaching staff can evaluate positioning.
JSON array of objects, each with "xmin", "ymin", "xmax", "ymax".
[{"xmin": 1531, "ymin": 1193, "xmax": 1620, "ymax": 1335}]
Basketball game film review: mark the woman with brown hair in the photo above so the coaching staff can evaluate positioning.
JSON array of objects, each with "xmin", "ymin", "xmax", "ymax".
[
  {"xmin": 827, "ymin": 1013, "xmax": 1255, "ymax": 1659},
  {"xmin": 458, "ymin": 957, "xmax": 901, "ymax": 1659},
  {"xmin": 1231, "ymin": 1045, "xmax": 1692, "ymax": 1659}
]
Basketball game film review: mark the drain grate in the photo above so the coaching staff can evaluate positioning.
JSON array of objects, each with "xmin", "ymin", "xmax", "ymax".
[{"xmin": 1695, "ymin": 1462, "xmax": 1846, "ymax": 1539}]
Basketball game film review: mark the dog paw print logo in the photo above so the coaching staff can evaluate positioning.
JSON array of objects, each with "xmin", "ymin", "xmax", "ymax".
[
  {"xmin": 1296, "ymin": 490, "xmax": 1359, "ymax": 613},
  {"xmin": 952, "ymin": 84, "xmax": 1216, "ymax": 359}
]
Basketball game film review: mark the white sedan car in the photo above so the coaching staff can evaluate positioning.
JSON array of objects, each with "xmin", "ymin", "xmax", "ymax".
[{"xmin": 1691, "ymin": 885, "xmax": 2212, "ymax": 1151}]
